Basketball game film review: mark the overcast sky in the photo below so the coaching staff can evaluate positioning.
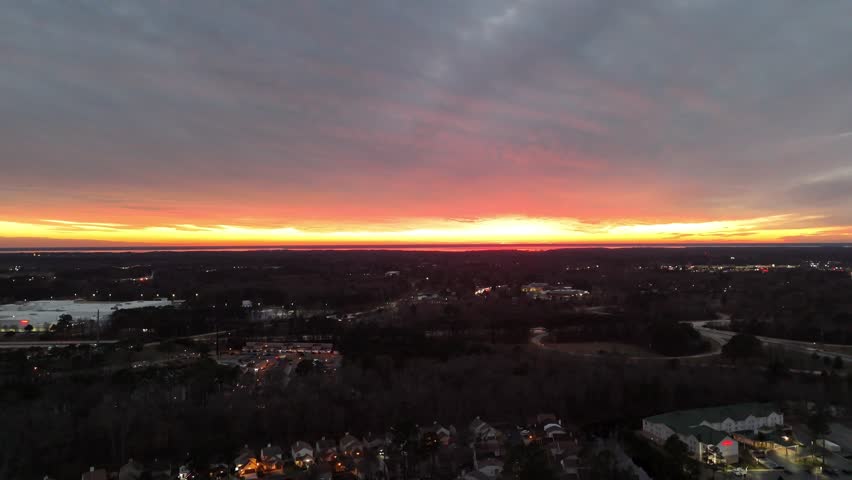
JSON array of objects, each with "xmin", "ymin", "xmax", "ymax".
[{"xmin": 2, "ymin": 0, "xmax": 851, "ymax": 244}]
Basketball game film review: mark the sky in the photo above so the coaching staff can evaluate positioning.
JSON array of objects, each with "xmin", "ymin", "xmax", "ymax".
[{"xmin": 2, "ymin": 0, "xmax": 852, "ymax": 246}]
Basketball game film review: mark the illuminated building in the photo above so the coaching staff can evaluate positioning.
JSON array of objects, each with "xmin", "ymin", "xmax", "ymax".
[{"xmin": 642, "ymin": 403, "xmax": 784, "ymax": 464}]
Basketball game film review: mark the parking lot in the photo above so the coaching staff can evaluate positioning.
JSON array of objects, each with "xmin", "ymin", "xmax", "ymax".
[{"xmin": 827, "ymin": 423, "xmax": 852, "ymax": 453}]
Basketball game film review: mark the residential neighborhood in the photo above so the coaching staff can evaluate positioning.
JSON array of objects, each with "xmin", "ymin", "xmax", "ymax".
[{"xmin": 74, "ymin": 414, "xmax": 587, "ymax": 480}]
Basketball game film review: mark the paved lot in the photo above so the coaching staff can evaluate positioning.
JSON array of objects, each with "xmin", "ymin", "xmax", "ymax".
[
  {"xmin": 827, "ymin": 422, "xmax": 852, "ymax": 452},
  {"xmin": 758, "ymin": 443, "xmax": 852, "ymax": 479}
]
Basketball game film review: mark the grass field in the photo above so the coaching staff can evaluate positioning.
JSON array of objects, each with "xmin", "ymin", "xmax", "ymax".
[{"xmin": 541, "ymin": 341, "xmax": 662, "ymax": 358}]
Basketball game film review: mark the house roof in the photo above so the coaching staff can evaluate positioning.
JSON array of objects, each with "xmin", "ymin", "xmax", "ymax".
[
  {"xmin": 470, "ymin": 417, "xmax": 490, "ymax": 432},
  {"xmin": 645, "ymin": 403, "xmax": 780, "ymax": 431},
  {"xmin": 421, "ymin": 422, "xmax": 449, "ymax": 437},
  {"xmin": 234, "ymin": 452, "xmax": 255, "ymax": 466},
  {"xmin": 688, "ymin": 425, "xmax": 732, "ymax": 445},
  {"xmin": 543, "ymin": 423, "xmax": 566, "ymax": 435},
  {"xmin": 645, "ymin": 403, "xmax": 781, "ymax": 445},
  {"xmin": 292, "ymin": 441, "xmax": 313, "ymax": 454},
  {"xmin": 261, "ymin": 445, "xmax": 284, "ymax": 458},
  {"xmin": 340, "ymin": 434, "xmax": 361, "ymax": 449}
]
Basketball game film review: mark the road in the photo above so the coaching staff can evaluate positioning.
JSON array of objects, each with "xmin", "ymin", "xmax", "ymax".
[
  {"xmin": 143, "ymin": 329, "xmax": 230, "ymax": 348},
  {"xmin": 689, "ymin": 323, "xmax": 852, "ymax": 364},
  {"xmin": 530, "ymin": 328, "xmax": 723, "ymax": 360},
  {"xmin": 0, "ymin": 329, "xmax": 229, "ymax": 350},
  {"xmin": 0, "ymin": 338, "xmax": 120, "ymax": 349},
  {"xmin": 532, "ymin": 310, "xmax": 852, "ymax": 365}
]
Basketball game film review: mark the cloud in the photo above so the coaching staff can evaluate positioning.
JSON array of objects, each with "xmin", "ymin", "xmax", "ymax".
[
  {"xmin": 2, "ymin": 214, "xmax": 849, "ymax": 246},
  {"xmin": 1, "ymin": 0, "xmax": 852, "ymax": 241},
  {"xmin": 787, "ymin": 175, "xmax": 852, "ymax": 206}
]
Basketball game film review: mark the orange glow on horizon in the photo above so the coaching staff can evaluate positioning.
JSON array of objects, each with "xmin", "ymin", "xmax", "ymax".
[{"xmin": 1, "ymin": 214, "xmax": 849, "ymax": 247}]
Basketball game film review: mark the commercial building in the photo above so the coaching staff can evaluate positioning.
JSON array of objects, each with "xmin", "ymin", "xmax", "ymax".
[
  {"xmin": 642, "ymin": 403, "xmax": 784, "ymax": 464},
  {"xmin": 520, "ymin": 283, "xmax": 589, "ymax": 301}
]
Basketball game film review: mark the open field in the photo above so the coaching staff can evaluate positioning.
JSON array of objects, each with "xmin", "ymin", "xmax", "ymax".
[{"xmin": 541, "ymin": 341, "xmax": 663, "ymax": 358}]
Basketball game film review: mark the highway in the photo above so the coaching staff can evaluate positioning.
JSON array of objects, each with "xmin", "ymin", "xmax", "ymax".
[
  {"xmin": 690, "ymin": 322, "xmax": 852, "ymax": 364},
  {"xmin": 0, "ymin": 339, "xmax": 120, "ymax": 349},
  {"xmin": 532, "ymin": 310, "xmax": 852, "ymax": 365},
  {"xmin": 0, "ymin": 330, "xmax": 227, "ymax": 350}
]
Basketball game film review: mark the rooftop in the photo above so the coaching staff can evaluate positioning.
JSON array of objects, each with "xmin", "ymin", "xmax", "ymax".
[
  {"xmin": 646, "ymin": 403, "xmax": 779, "ymax": 431},
  {"xmin": 646, "ymin": 403, "xmax": 781, "ymax": 443}
]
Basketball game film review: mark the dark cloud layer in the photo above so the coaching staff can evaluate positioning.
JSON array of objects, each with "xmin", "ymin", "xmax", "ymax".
[{"xmin": 2, "ymin": 0, "xmax": 852, "ymax": 226}]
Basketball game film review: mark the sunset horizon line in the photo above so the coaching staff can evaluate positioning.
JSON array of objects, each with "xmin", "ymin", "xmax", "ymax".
[
  {"xmin": 2, "ymin": 240, "xmax": 850, "ymax": 252},
  {"xmin": 2, "ymin": 213, "xmax": 850, "ymax": 248}
]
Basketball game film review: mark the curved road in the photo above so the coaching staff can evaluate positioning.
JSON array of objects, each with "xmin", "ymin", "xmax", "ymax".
[
  {"xmin": 530, "ymin": 328, "xmax": 723, "ymax": 360},
  {"xmin": 690, "ymin": 322, "xmax": 852, "ymax": 364},
  {"xmin": 531, "ymin": 312, "xmax": 851, "ymax": 364}
]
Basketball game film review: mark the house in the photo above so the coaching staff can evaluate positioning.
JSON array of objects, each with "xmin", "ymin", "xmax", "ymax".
[
  {"xmin": 541, "ymin": 422, "xmax": 570, "ymax": 456},
  {"xmin": 235, "ymin": 458, "xmax": 259, "ymax": 479},
  {"xmin": 462, "ymin": 471, "xmax": 491, "ymax": 480},
  {"xmin": 316, "ymin": 437, "xmax": 339, "ymax": 462},
  {"xmin": 291, "ymin": 441, "xmax": 314, "ymax": 468},
  {"xmin": 260, "ymin": 443, "xmax": 285, "ymax": 471},
  {"xmin": 363, "ymin": 431, "xmax": 391, "ymax": 451},
  {"xmin": 643, "ymin": 403, "xmax": 784, "ymax": 464},
  {"xmin": 364, "ymin": 431, "xmax": 392, "ymax": 460},
  {"xmin": 476, "ymin": 458, "xmax": 503, "ymax": 478},
  {"xmin": 339, "ymin": 433, "xmax": 364, "ymax": 457},
  {"xmin": 469, "ymin": 417, "xmax": 499, "ymax": 443},
  {"xmin": 420, "ymin": 421, "xmax": 453, "ymax": 446},
  {"xmin": 542, "ymin": 287, "xmax": 589, "ymax": 301},
  {"xmin": 81, "ymin": 467, "xmax": 108, "ymax": 480},
  {"xmin": 543, "ymin": 423, "xmax": 566, "ymax": 439},
  {"xmin": 177, "ymin": 465, "xmax": 196, "ymax": 480},
  {"xmin": 520, "ymin": 283, "xmax": 587, "ymax": 300},
  {"xmin": 118, "ymin": 459, "xmax": 144, "ymax": 480},
  {"xmin": 234, "ymin": 446, "xmax": 256, "ymax": 468}
]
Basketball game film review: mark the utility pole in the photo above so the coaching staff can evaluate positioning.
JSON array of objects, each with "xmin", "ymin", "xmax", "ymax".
[{"xmin": 214, "ymin": 316, "xmax": 220, "ymax": 359}]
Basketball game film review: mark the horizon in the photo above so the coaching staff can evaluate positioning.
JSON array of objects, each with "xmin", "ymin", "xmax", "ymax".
[{"xmin": 1, "ymin": 240, "xmax": 850, "ymax": 255}]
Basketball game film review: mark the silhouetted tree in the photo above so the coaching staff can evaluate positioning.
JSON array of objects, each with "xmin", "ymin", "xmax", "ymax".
[
  {"xmin": 722, "ymin": 334, "xmax": 763, "ymax": 359},
  {"xmin": 505, "ymin": 444, "xmax": 557, "ymax": 480}
]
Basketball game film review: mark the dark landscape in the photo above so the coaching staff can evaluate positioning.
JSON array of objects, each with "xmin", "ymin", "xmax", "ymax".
[{"xmin": 1, "ymin": 247, "xmax": 851, "ymax": 479}]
